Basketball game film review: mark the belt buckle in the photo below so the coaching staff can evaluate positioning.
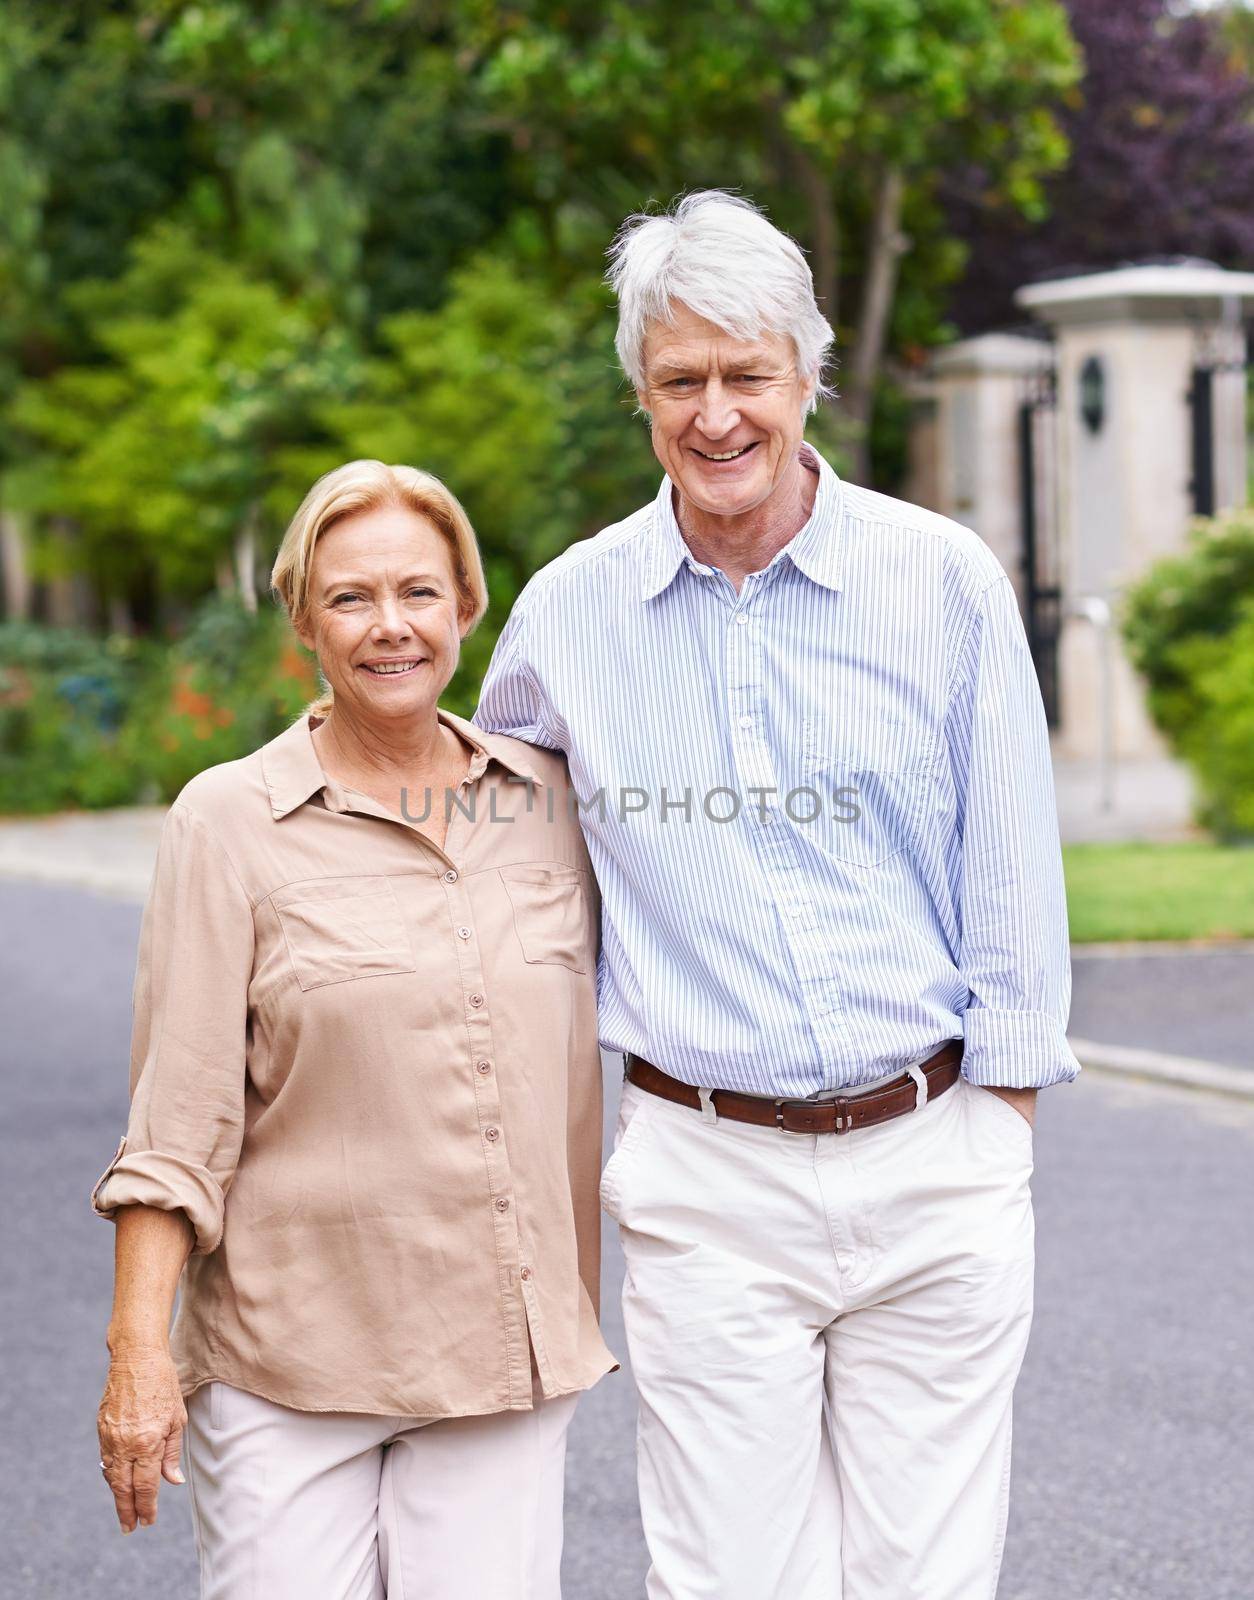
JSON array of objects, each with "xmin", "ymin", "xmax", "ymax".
[{"xmin": 774, "ymin": 1096, "xmax": 852, "ymax": 1134}]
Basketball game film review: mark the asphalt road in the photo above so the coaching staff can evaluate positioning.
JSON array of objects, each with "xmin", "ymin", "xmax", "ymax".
[
  {"xmin": 3, "ymin": 879, "xmax": 1252, "ymax": 1599},
  {"xmin": 1070, "ymin": 946, "xmax": 1254, "ymax": 1072}
]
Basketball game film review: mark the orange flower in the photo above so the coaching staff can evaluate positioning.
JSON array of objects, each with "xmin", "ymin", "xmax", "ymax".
[
  {"xmin": 279, "ymin": 642, "xmax": 316, "ymax": 687},
  {"xmin": 172, "ymin": 673, "xmax": 216, "ymax": 720}
]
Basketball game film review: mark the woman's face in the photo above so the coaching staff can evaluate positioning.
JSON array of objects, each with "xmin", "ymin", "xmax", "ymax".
[{"xmin": 295, "ymin": 505, "xmax": 468, "ymax": 727}]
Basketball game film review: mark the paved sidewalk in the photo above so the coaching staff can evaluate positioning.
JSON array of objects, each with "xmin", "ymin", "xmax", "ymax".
[
  {"xmin": 1051, "ymin": 748, "xmax": 1202, "ymax": 845},
  {"xmin": 0, "ymin": 806, "xmax": 164, "ymax": 900}
]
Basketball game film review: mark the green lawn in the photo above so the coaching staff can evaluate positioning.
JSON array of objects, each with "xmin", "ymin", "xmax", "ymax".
[{"xmin": 1063, "ymin": 843, "xmax": 1254, "ymax": 944}]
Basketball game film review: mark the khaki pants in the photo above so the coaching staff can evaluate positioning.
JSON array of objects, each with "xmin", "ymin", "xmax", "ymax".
[
  {"xmin": 184, "ymin": 1380, "xmax": 578, "ymax": 1599},
  {"xmin": 602, "ymin": 1071, "xmax": 1036, "ymax": 1599}
]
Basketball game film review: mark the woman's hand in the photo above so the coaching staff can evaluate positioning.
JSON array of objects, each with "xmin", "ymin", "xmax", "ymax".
[
  {"xmin": 98, "ymin": 1203, "xmax": 195, "ymax": 1531},
  {"xmin": 98, "ymin": 1347, "xmax": 187, "ymax": 1532}
]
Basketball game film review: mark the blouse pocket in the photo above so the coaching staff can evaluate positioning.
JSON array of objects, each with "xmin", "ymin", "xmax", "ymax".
[
  {"xmin": 274, "ymin": 877, "xmax": 416, "ymax": 991},
  {"xmin": 499, "ymin": 863, "xmax": 589, "ymax": 974},
  {"xmin": 802, "ymin": 715, "xmax": 931, "ymax": 868}
]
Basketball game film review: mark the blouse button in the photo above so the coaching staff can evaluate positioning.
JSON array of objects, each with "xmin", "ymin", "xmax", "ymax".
[
  {"xmin": 468, "ymin": 993, "xmax": 484, "ymax": 1009},
  {"xmin": 484, "ymin": 1126, "xmax": 500, "ymax": 1143},
  {"xmin": 476, "ymin": 1060, "xmax": 492, "ymax": 1075},
  {"xmin": 443, "ymin": 869, "xmax": 458, "ymax": 884},
  {"xmin": 456, "ymin": 926, "xmax": 472, "ymax": 940},
  {"xmin": 495, "ymin": 1197, "xmax": 511, "ymax": 1213},
  {"xmin": 520, "ymin": 1265, "xmax": 532, "ymax": 1281}
]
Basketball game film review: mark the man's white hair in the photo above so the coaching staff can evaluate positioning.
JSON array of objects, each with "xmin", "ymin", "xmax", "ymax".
[{"xmin": 607, "ymin": 190, "xmax": 835, "ymax": 411}]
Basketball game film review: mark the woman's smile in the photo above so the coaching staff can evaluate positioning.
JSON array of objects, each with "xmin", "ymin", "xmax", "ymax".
[{"xmin": 358, "ymin": 656, "xmax": 428, "ymax": 677}]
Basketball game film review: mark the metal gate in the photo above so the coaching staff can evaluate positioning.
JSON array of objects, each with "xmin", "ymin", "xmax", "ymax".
[
  {"xmin": 1188, "ymin": 317, "xmax": 1251, "ymax": 517},
  {"xmin": 1017, "ymin": 363, "xmax": 1062, "ymax": 727},
  {"xmin": 1187, "ymin": 363, "xmax": 1216, "ymax": 517}
]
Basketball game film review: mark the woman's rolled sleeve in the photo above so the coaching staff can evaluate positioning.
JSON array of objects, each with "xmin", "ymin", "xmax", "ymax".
[{"xmin": 91, "ymin": 799, "xmax": 255, "ymax": 1254}]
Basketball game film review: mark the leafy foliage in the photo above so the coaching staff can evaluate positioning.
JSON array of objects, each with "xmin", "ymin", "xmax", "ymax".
[
  {"xmin": 946, "ymin": 0, "xmax": 1254, "ymax": 332},
  {"xmin": 8, "ymin": 225, "xmax": 358, "ymax": 602},
  {"xmin": 466, "ymin": 0, "xmax": 1079, "ymax": 474},
  {"xmin": 120, "ymin": 596, "xmax": 319, "ymax": 801},
  {"xmin": 0, "ymin": 597, "xmax": 319, "ymax": 811},
  {"xmin": 3, "ymin": 0, "xmax": 1250, "ymax": 814},
  {"xmin": 0, "ymin": 620, "xmax": 152, "ymax": 811},
  {"xmin": 1123, "ymin": 513, "xmax": 1254, "ymax": 840}
]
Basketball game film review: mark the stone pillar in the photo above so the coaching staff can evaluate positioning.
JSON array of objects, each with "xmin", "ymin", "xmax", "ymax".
[
  {"xmin": 903, "ymin": 334, "xmax": 1055, "ymax": 616},
  {"xmin": 1016, "ymin": 262, "xmax": 1254, "ymax": 762}
]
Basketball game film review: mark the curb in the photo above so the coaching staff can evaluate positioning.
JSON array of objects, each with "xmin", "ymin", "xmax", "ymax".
[
  {"xmin": 1072, "ymin": 939, "xmax": 1254, "ymax": 958},
  {"xmin": 1070, "ymin": 1036, "xmax": 1254, "ymax": 1100}
]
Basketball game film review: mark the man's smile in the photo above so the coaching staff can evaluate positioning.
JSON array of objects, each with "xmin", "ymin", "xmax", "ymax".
[{"xmin": 691, "ymin": 442, "xmax": 761, "ymax": 463}]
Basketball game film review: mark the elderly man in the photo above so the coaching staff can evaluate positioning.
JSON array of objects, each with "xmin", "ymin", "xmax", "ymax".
[{"xmin": 476, "ymin": 190, "xmax": 1078, "ymax": 1600}]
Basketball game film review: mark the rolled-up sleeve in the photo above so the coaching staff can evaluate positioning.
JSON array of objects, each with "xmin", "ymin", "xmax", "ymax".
[
  {"xmin": 91, "ymin": 799, "xmax": 255, "ymax": 1253},
  {"xmin": 947, "ymin": 576, "xmax": 1081, "ymax": 1089}
]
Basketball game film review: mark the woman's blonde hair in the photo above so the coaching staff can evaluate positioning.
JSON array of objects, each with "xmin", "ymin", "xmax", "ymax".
[{"xmin": 271, "ymin": 460, "xmax": 488, "ymax": 718}]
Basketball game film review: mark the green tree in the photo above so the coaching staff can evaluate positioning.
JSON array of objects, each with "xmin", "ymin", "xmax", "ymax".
[
  {"xmin": 309, "ymin": 252, "xmax": 657, "ymax": 696},
  {"xmin": 8, "ymin": 225, "xmax": 357, "ymax": 610},
  {"xmin": 0, "ymin": 0, "xmax": 509, "ymax": 620},
  {"xmin": 465, "ymin": 0, "xmax": 1079, "ymax": 478}
]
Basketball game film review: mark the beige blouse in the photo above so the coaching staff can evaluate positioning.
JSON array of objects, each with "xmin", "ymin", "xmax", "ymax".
[{"xmin": 93, "ymin": 709, "xmax": 615, "ymax": 1419}]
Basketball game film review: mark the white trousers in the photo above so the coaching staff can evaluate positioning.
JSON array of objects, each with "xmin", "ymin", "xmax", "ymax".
[
  {"xmin": 602, "ymin": 1072, "xmax": 1036, "ymax": 1600},
  {"xmin": 184, "ymin": 1380, "xmax": 579, "ymax": 1600}
]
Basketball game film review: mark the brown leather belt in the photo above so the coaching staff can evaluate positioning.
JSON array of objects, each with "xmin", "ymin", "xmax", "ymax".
[{"xmin": 624, "ymin": 1042, "xmax": 963, "ymax": 1135}]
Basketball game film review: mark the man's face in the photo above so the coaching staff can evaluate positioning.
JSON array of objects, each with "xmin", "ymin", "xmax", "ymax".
[{"xmin": 637, "ymin": 304, "xmax": 813, "ymax": 520}]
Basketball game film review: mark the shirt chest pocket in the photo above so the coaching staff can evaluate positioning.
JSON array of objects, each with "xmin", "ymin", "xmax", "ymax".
[
  {"xmin": 499, "ymin": 863, "xmax": 590, "ymax": 975},
  {"xmin": 802, "ymin": 716, "xmax": 933, "ymax": 868},
  {"xmin": 273, "ymin": 877, "xmax": 416, "ymax": 991}
]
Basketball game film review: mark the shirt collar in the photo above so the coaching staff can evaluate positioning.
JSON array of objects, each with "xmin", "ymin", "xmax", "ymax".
[
  {"xmin": 638, "ymin": 442, "xmax": 845, "ymax": 601},
  {"xmin": 261, "ymin": 707, "xmax": 544, "ymax": 821}
]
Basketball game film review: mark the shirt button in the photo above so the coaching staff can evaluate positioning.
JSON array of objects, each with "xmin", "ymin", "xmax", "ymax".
[
  {"xmin": 485, "ymin": 1126, "xmax": 500, "ymax": 1143},
  {"xmin": 456, "ymin": 926, "xmax": 472, "ymax": 940},
  {"xmin": 443, "ymin": 869, "xmax": 458, "ymax": 884},
  {"xmin": 520, "ymin": 1265, "xmax": 532, "ymax": 1281},
  {"xmin": 738, "ymin": 714, "xmax": 753, "ymax": 729},
  {"xmin": 476, "ymin": 1059, "xmax": 492, "ymax": 1075},
  {"xmin": 735, "ymin": 614, "xmax": 749, "ymax": 626},
  {"xmin": 468, "ymin": 993, "xmax": 484, "ymax": 1009},
  {"xmin": 495, "ymin": 1197, "xmax": 511, "ymax": 1213}
]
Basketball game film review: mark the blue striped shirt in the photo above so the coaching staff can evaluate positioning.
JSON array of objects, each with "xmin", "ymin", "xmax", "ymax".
[{"xmin": 475, "ymin": 445, "xmax": 1080, "ymax": 1095}]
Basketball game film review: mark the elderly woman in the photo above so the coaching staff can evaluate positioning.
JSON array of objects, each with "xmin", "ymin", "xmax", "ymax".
[{"xmin": 92, "ymin": 460, "xmax": 613, "ymax": 1599}]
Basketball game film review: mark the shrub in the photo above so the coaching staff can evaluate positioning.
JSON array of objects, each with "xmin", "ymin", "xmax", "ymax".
[
  {"xmin": 1123, "ymin": 512, "xmax": 1254, "ymax": 742},
  {"xmin": 0, "ymin": 623, "xmax": 151, "ymax": 813},
  {"xmin": 120, "ymin": 597, "xmax": 318, "ymax": 802},
  {"xmin": 0, "ymin": 593, "xmax": 506, "ymax": 814},
  {"xmin": 1123, "ymin": 512, "xmax": 1254, "ymax": 840}
]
